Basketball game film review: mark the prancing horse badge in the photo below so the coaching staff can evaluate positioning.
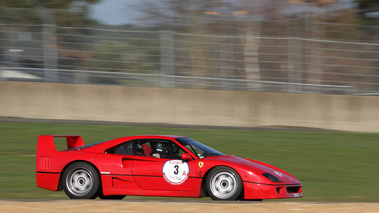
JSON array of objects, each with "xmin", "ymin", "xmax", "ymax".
[{"xmin": 198, "ymin": 162, "xmax": 204, "ymax": 168}]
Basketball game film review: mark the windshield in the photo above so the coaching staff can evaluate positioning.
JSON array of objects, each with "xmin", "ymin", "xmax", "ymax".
[{"xmin": 176, "ymin": 137, "xmax": 225, "ymax": 158}]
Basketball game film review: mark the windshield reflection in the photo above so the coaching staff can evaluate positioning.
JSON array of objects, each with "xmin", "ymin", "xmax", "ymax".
[{"xmin": 176, "ymin": 137, "xmax": 225, "ymax": 158}]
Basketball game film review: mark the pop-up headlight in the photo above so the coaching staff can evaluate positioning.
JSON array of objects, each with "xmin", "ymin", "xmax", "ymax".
[{"xmin": 262, "ymin": 173, "xmax": 282, "ymax": 183}]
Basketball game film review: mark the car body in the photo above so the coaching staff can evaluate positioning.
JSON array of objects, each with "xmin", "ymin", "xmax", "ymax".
[{"xmin": 36, "ymin": 135, "xmax": 303, "ymax": 200}]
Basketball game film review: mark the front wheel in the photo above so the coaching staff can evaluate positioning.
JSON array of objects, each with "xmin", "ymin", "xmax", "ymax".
[
  {"xmin": 62, "ymin": 162, "xmax": 100, "ymax": 199},
  {"xmin": 206, "ymin": 166, "xmax": 243, "ymax": 200}
]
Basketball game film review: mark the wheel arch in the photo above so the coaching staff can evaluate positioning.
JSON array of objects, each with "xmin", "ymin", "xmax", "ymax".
[
  {"xmin": 58, "ymin": 160, "xmax": 100, "ymax": 191},
  {"xmin": 200, "ymin": 165, "xmax": 244, "ymax": 198}
]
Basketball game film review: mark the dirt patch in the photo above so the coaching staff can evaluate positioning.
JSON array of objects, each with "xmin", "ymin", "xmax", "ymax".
[{"xmin": 0, "ymin": 201, "xmax": 378, "ymax": 213}]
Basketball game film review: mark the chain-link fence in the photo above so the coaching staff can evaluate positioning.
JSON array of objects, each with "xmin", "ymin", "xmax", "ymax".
[{"xmin": 1, "ymin": 6, "xmax": 379, "ymax": 95}]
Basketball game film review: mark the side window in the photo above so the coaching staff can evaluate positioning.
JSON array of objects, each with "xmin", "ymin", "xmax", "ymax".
[
  {"xmin": 150, "ymin": 141, "xmax": 173, "ymax": 159},
  {"xmin": 150, "ymin": 140, "xmax": 187, "ymax": 159},
  {"xmin": 107, "ymin": 142, "xmax": 133, "ymax": 155},
  {"xmin": 171, "ymin": 142, "xmax": 186, "ymax": 159},
  {"xmin": 135, "ymin": 141, "xmax": 153, "ymax": 157},
  {"xmin": 108, "ymin": 139, "xmax": 188, "ymax": 159}
]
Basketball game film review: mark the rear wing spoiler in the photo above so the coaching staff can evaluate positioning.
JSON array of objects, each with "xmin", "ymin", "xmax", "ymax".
[{"xmin": 37, "ymin": 135, "xmax": 85, "ymax": 155}]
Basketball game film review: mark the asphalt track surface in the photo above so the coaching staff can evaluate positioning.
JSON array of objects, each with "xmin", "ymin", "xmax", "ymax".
[{"xmin": 1, "ymin": 200, "xmax": 379, "ymax": 213}]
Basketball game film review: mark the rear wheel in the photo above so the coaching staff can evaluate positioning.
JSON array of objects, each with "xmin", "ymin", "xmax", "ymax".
[
  {"xmin": 62, "ymin": 162, "xmax": 100, "ymax": 199},
  {"xmin": 206, "ymin": 166, "xmax": 243, "ymax": 201}
]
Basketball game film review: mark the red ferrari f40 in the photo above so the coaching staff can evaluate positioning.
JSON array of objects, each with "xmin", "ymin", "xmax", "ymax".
[{"xmin": 36, "ymin": 135, "xmax": 302, "ymax": 200}]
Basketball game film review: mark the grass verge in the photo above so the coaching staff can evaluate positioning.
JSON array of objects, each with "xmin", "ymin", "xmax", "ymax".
[{"xmin": 0, "ymin": 122, "xmax": 378, "ymax": 201}]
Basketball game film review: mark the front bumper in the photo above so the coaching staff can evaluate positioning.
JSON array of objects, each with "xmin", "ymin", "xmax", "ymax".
[{"xmin": 243, "ymin": 181, "xmax": 303, "ymax": 200}]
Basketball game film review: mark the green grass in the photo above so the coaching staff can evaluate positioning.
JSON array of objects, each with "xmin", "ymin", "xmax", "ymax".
[{"xmin": 0, "ymin": 122, "xmax": 378, "ymax": 202}]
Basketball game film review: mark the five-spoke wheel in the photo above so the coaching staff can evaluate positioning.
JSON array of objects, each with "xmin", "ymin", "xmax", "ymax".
[
  {"xmin": 206, "ymin": 166, "xmax": 243, "ymax": 200},
  {"xmin": 62, "ymin": 162, "xmax": 100, "ymax": 199}
]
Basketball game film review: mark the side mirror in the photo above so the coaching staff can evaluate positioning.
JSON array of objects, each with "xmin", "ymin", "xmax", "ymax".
[{"xmin": 181, "ymin": 153, "xmax": 192, "ymax": 161}]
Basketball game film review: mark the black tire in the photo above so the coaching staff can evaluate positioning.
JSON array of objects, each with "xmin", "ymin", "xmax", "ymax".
[
  {"xmin": 62, "ymin": 162, "xmax": 100, "ymax": 199},
  {"xmin": 206, "ymin": 166, "xmax": 243, "ymax": 201}
]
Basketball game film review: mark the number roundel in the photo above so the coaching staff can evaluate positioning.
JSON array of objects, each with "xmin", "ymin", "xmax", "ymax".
[{"xmin": 162, "ymin": 160, "xmax": 190, "ymax": 185}]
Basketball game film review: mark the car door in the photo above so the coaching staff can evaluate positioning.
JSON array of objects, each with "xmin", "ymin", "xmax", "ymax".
[
  {"xmin": 94, "ymin": 140, "xmax": 134, "ymax": 176},
  {"xmin": 131, "ymin": 139, "xmax": 200, "ymax": 192},
  {"xmin": 92, "ymin": 141, "xmax": 140, "ymax": 194}
]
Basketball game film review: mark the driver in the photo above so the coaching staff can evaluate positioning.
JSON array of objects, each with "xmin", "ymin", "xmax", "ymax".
[{"xmin": 152, "ymin": 142, "xmax": 169, "ymax": 158}]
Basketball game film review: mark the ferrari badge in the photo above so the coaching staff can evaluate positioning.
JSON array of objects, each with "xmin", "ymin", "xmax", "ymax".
[{"xmin": 199, "ymin": 162, "xmax": 204, "ymax": 168}]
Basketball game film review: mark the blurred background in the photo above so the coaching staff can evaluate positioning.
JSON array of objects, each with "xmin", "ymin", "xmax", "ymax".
[
  {"xmin": 0, "ymin": 0, "xmax": 379, "ymax": 202},
  {"xmin": 1, "ymin": 0, "xmax": 379, "ymax": 95}
]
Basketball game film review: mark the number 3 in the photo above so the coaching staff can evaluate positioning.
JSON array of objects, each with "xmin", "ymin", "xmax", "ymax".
[{"xmin": 174, "ymin": 165, "xmax": 179, "ymax": 175}]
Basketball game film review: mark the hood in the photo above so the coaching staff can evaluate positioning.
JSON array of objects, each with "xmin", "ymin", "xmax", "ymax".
[{"xmin": 204, "ymin": 155, "xmax": 301, "ymax": 185}]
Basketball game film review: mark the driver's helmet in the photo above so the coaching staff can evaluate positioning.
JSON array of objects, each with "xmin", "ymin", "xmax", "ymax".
[{"xmin": 154, "ymin": 142, "xmax": 169, "ymax": 156}]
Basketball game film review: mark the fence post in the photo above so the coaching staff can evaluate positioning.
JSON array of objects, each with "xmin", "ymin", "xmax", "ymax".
[
  {"xmin": 220, "ymin": 42, "xmax": 232, "ymax": 90},
  {"xmin": 160, "ymin": 31, "xmax": 174, "ymax": 88},
  {"xmin": 288, "ymin": 19, "xmax": 303, "ymax": 93},
  {"xmin": 36, "ymin": 6, "xmax": 58, "ymax": 82},
  {"xmin": 0, "ymin": 66, "xmax": 4, "ymax": 81}
]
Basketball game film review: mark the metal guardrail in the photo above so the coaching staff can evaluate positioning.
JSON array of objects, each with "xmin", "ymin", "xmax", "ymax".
[
  {"xmin": 1, "ymin": 67, "xmax": 355, "ymax": 95},
  {"xmin": 1, "ymin": 6, "xmax": 379, "ymax": 95}
]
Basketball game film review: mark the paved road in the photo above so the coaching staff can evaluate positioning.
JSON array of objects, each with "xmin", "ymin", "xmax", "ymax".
[{"xmin": 0, "ymin": 200, "xmax": 378, "ymax": 213}]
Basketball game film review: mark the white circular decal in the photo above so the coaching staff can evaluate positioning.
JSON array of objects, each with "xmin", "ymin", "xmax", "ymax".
[{"xmin": 162, "ymin": 160, "xmax": 190, "ymax": 185}]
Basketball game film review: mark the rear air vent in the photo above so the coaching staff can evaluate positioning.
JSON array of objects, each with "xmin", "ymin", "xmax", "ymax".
[{"xmin": 39, "ymin": 156, "xmax": 51, "ymax": 170}]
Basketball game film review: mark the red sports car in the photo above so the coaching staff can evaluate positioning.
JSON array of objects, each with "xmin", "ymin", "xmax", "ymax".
[{"xmin": 36, "ymin": 135, "xmax": 302, "ymax": 200}]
